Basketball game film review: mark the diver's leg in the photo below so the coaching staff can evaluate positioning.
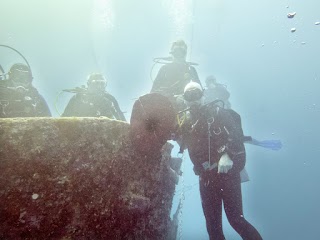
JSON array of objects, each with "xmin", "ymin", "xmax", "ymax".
[
  {"xmin": 200, "ymin": 174, "xmax": 225, "ymax": 240},
  {"xmin": 222, "ymin": 174, "xmax": 262, "ymax": 240}
]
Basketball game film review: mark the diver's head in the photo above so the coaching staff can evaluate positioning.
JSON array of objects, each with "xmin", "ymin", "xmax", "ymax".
[
  {"xmin": 183, "ymin": 82, "xmax": 204, "ymax": 107},
  {"xmin": 205, "ymin": 75, "xmax": 217, "ymax": 89},
  {"xmin": 170, "ymin": 40, "xmax": 187, "ymax": 61},
  {"xmin": 87, "ymin": 73, "xmax": 107, "ymax": 93},
  {"xmin": 8, "ymin": 63, "xmax": 33, "ymax": 87}
]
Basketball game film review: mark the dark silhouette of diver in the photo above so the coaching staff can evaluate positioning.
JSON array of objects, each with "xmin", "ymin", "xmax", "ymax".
[
  {"xmin": 0, "ymin": 63, "xmax": 51, "ymax": 118},
  {"xmin": 204, "ymin": 75, "xmax": 231, "ymax": 109},
  {"xmin": 62, "ymin": 73, "xmax": 126, "ymax": 121},
  {"xmin": 150, "ymin": 39, "xmax": 202, "ymax": 112}
]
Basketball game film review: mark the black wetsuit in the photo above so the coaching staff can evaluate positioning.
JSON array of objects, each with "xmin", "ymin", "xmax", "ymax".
[
  {"xmin": 62, "ymin": 91, "xmax": 126, "ymax": 121},
  {"xmin": 151, "ymin": 61, "xmax": 202, "ymax": 111},
  {"xmin": 0, "ymin": 80, "xmax": 51, "ymax": 118},
  {"xmin": 204, "ymin": 84, "xmax": 231, "ymax": 109},
  {"xmin": 182, "ymin": 103, "xmax": 262, "ymax": 240}
]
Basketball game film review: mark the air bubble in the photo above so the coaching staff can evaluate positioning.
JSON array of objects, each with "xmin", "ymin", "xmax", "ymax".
[{"xmin": 287, "ymin": 12, "xmax": 296, "ymax": 19}]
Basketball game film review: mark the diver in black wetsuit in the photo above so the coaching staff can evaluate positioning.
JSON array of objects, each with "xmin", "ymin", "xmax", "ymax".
[
  {"xmin": 203, "ymin": 75, "xmax": 231, "ymax": 109},
  {"xmin": 150, "ymin": 40, "xmax": 202, "ymax": 112},
  {"xmin": 179, "ymin": 82, "xmax": 262, "ymax": 240},
  {"xmin": 0, "ymin": 63, "xmax": 51, "ymax": 118},
  {"xmin": 62, "ymin": 73, "xmax": 126, "ymax": 121}
]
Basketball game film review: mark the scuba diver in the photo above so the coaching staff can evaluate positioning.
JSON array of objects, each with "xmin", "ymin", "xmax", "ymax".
[
  {"xmin": 177, "ymin": 82, "xmax": 263, "ymax": 240},
  {"xmin": 204, "ymin": 75, "xmax": 231, "ymax": 109},
  {"xmin": 0, "ymin": 63, "xmax": 51, "ymax": 118},
  {"xmin": 62, "ymin": 73, "xmax": 126, "ymax": 121},
  {"xmin": 150, "ymin": 39, "xmax": 202, "ymax": 111}
]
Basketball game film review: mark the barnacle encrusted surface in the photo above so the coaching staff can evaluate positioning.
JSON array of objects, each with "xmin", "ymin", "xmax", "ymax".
[{"xmin": 0, "ymin": 117, "xmax": 176, "ymax": 239}]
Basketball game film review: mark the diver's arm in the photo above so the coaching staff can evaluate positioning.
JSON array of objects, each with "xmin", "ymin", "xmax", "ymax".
[
  {"xmin": 150, "ymin": 65, "xmax": 167, "ymax": 93},
  {"xmin": 36, "ymin": 94, "xmax": 52, "ymax": 117},
  {"xmin": 104, "ymin": 93, "xmax": 126, "ymax": 121},
  {"xmin": 113, "ymin": 101, "xmax": 126, "ymax": 121},
  {"xmin": 189, "ymin": 66, "xmax": 202, "ymax": 88},
  {"xmin": 61, "ymin": 95, "xmax": 78, "ymax": 117},
  {"xmin": 221, "ymin": 109, "xmax": 246, "ymax": 172}
]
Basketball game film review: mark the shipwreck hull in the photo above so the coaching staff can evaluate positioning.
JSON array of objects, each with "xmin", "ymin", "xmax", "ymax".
[{"xmin": 0, "ymin": 117, "xmax": 177, "ymax": 239}]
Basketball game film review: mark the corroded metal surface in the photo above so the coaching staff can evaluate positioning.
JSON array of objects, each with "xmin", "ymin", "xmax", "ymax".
[{"xmin": 0, "ymin": 117, "xmax": 176, "ymax": 239}]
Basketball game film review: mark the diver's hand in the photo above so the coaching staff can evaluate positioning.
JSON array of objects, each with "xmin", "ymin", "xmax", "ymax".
[{"xmin": 218, "ymin": 153, "xmax": 233, "ymax": 173}]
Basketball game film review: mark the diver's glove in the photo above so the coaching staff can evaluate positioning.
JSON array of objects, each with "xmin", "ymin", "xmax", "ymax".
[{"xmin": 218, "ymin": 153, "xmax": 233, "ymax": 173}]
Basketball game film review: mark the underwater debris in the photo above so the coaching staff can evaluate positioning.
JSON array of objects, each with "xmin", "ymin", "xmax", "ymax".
[
  {"xmin": 290, "ymin": 28, "xmax": 296, "ymax": 33},
  {"xmin": 32, "ymin": 193, "xmax": 39, "ymax": 200},
  {"xmin": 287, "ymin": 12, "xmax": 296, "ymax": 18},
  {"xmin": 315, "ymin": 22, "xmax": 320, "ymax": 25}
]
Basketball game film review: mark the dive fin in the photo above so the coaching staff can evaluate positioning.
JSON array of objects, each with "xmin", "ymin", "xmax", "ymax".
[{"xmin": 247, "ymin": 138, "xmax": 283, "ymax": 151}]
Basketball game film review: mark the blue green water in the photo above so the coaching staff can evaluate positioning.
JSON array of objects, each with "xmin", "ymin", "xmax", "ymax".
[{"xmin": 1, "ymin": 0, "xmax": 319, "ymax": 239}]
